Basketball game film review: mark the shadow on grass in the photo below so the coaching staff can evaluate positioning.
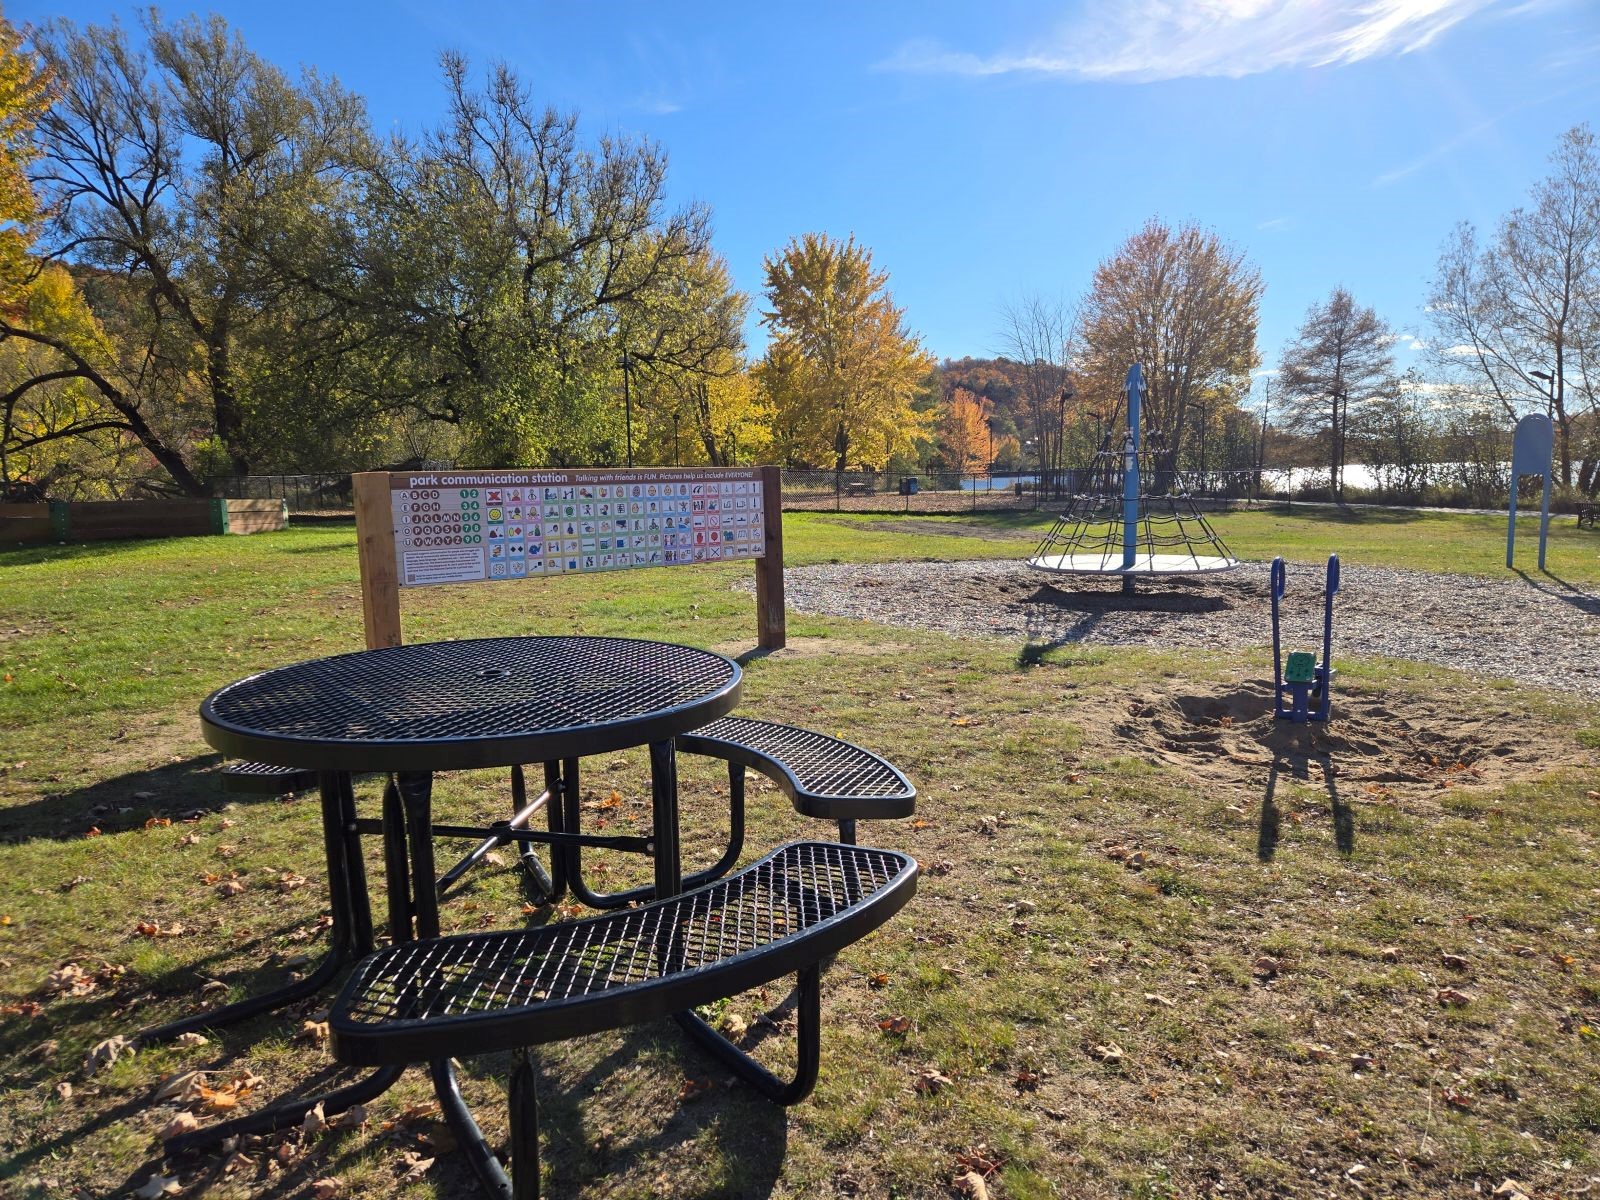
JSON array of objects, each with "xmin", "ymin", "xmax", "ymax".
[
  {"xmin": 1258, "ymin": 740, "xmax": 1353, "ymax": 862},
  {"xmin": 452, "ymin": 1020, "xmax": 787, "ymax": 1198},
  {"xmin": 0, "ymin": 754, "xmax": 315, "ymax": 843}
]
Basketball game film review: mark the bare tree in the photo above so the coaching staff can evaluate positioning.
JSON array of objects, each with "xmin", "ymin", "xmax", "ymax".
[
  {"xmin": 1428, "ymin": 124, "xmax": 1600, "ymax": 493},
  {"xmin": 1277, "ymin": 287, "xmax": 1396, "ymax": 501},
  {"xmin": 997, "ymin": 293, "xmax": 1076, "ymax": 493}
]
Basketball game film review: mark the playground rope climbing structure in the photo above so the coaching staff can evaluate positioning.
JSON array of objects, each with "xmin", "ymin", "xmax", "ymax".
[{"xmin": 1028, "ymin": 363, "xmax": 1240, "ymax": 592}]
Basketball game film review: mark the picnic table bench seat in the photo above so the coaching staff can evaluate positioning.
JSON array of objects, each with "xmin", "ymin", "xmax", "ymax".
[
  {"xmin": 330, "ymin": 840, "xmax": 918, "ymax": 1199},
  {"xmin": 677, "ymin": 715, "xmax": 916, "ymax": 839},
  {"xmin": 220, "ymin": 761, "xmax": 320, "ymax": 794}
]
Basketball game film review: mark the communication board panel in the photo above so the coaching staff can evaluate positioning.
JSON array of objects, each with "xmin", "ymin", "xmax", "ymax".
[{"xmin": 388, "ymin": 468, "xmax": 766, "ymax": 588}]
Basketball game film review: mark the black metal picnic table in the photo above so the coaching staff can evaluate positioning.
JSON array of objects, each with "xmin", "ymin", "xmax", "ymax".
[{"xmin": 162, "ymin": 635, "xmax": 743, "ymax": 1165}]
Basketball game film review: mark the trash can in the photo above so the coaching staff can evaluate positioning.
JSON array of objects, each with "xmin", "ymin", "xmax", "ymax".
[{"xmin": 899, "ymin": 477, "xmax": 919, "ymax": 496}]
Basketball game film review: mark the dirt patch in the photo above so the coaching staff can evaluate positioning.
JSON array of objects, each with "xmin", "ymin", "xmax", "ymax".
[{"xmin": 1087, "ymin": 676, "xmax": 1580, "ymax": 799}]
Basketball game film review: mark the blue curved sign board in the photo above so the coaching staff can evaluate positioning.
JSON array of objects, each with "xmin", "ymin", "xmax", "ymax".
[{"xmin": 1507, "ymin": 413, "xmax": 1553, "ymax": 570}]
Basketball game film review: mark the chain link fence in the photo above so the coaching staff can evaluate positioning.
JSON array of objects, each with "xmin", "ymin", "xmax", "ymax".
[{"xmin": 205, "ymin": 465, "xmax": 1583, "ymax": 518}]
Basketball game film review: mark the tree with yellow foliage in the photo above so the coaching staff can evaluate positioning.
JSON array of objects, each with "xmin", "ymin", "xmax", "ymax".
[
  {"xmin": 0, "ymin": 10, "xmax": 47, "ymax": 310},
  {"xmin": 938, "ymin": 387, "xmax": 990, "ymax": 472},
  {"xmin": 757, "ymin": 233, "xmax": 934, "ymax": 471}
]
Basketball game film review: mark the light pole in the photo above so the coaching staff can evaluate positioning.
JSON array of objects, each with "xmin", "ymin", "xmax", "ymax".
[
  {"xmin": 986, "ymin": 418, "xmax": 994, "ymax": 488},
  {"xmin": 1532, "ymin": 369, "xmax": 1555, "ymax": 419},
  {"xmin": 617, "ymin": 351, "xmax": 634, "ymax": 468}
]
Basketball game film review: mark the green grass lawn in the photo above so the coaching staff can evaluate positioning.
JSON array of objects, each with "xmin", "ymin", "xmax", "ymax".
[
  {"xmin": 805, "ymin": 503, "xmax": 1600, "ymax": 587},
  {"xmin": 2, "ymin": 510, "xmax": 1598, "ymax": 1199}
]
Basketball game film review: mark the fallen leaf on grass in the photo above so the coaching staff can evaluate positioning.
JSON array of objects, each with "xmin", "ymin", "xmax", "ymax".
[
  {"xmin": 1252, "ymin": 956, "xmax": 1284, "ymax": 979},
  {"xmin": 1379, "ymin": 945, "xmax": 1401, "ymax": 963},
  {"xmin": 276, "ymin": 872, "xmax": 308, "ymax": 893},
  {"xmin": 1440, "ymin": 1087, "xmax": 1474, "ymax": 1110},
  {"xmin": 303, "ymin": 1101, "xmax": 327, "ymax": 1135},
  {"xmin": 1441, "ymin": 953, "xmax": 1470, "ymax": 971},
  {"xmin": 1144, "ymin": 993, "xmax": 1175, "ymax": 1008},
  {"xmin": 173, "ymin": 1031, "xmax": 209, "ymax": 1049},
  {"xmin": 719, "ymin": 1012, "xmax": 748, "ymax": 1040},
  {"xmin": 143, "ymin": 817, "xmax": 171, "ymax": 829},
  {"xmin": 154, "ymin": 1069, "xmax": 208, "ymax": 1103},
  {"xmin": 1089, "ymin": 1044, "xmax": 1125, "ymax": 1064},
  {"xmin": 913, "ymin": 1067, "xmax": 952, "ymax": 1095},
  {"xmin": 1510, "ymin": 944, "xmax": 1537, "ymax": 958},
  {"xmin": 952, "ymin": 1170, "xmax": 988, "ymax": 1198},
  {"xmin": 216, "ymin": 879, "xmax": 246, "ymax": 897},
  {"xmin": 1493, "ymin": 1180, "xmax": 1532, "ymax": 1200},
  {"xmin": 398, "ymin": 1153, "xmax": 435, "ymax": 1183},
  {"xmin": 43, "ymin": 962, "xmax": 96, "ymax": 996},
  {"xmin": 977, "ymin": 815, "xmax": 999, "ymax": 835},
  {"xmin": 295, "ymin": 1020, "xmax": 329, "ymax": 1045},
  {"xmin": 55, "ymin": 1080, "xmax": 71, "ymax": 1101},
  {"xmin": 133, "ymin": 1175, "xmax": 180, "ymax": 1199},
  {"xmin": 878, "ymin": 1016, "xmax": 911, "ymax": 1035},
  {"xmin": 135, "ymin": 920, "xmax": 185, "ymax": 938},
  {"xmin": 1302, "ymin": 1043, "xmax": 1335, "ymax": 1063},
  {"xmin": 1013, "ymin": 1068, "xmax": 1041, "ymax": 1091},
  {"xmin": 1349, "ymin": 1053, "xmax": 1376, "ymax": 1073},
  {"xmin": 160, "ymin": 1111, "xmax": 200, "ymax": 1140},
  {"xmin": 83, "ymin": 1035, "xmax": 131, "ymax": 1075},
  {"xmin": 678, "ymin": 1077, "xmax": 713, "ymax": 1103},
  {"xmin": 867, "ymin": 971, "xmax": 889, "ymax": 989},
  {"xmin": 926, "ymin": 859, "xmax": 954, "ymax": 876},
  {"xmin": 310, "ymin": 1177, "xmax": 342, "ymax": 1200},
  {"xmin": 1436, "ymin": 987, "xmax": 1474, "ymax": 1007},
  {"xmin": 177, "ymin": 832, "xmax": 201, "ymax": 846}
]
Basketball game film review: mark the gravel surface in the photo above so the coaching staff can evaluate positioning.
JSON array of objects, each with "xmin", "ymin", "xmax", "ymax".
[{"xmin": 758, "ymin": 559, "xmax": 1600, "ymax": 698}]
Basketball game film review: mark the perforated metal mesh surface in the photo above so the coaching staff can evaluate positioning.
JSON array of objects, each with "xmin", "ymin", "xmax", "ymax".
[
  {"xmin": 685, "ymin": 717, "xmax": 913, "ymax": 801},
  {"xmin": 221, "ymin": 761, "xmax": 319, "ymax": 794},
  {"xmin": 201, "ymin": 637, "xmax": 739, "ymax": 769},
  {"xmin": 334, "ymin": 842, "xmax": 911, "ymax": 1039}
]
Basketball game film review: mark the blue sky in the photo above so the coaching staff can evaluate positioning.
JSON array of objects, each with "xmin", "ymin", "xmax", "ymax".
[{"xmin": 17, "ymin": 0, "xmax": 1600, "ymax": 378}]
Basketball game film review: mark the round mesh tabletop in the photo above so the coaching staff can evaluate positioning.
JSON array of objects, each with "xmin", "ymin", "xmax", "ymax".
[{"xmin": 200, "ymin": 637, "xmax": 742, "ymax": 773}]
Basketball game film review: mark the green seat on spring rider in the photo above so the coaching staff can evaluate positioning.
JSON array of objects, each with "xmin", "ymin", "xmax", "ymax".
[{"xmin": 1271, "ymin": 554, "xmax": 1340, "ymax": 724}]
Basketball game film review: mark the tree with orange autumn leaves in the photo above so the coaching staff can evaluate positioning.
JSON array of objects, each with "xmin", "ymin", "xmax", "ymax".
[{"xmin": 938, "ymin": 387, "xmax": 990, "ymax": 472}]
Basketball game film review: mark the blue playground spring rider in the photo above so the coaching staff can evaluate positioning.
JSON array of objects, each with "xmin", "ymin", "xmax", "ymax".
[{"xmin": 1271, "ymin": 554, "xmax": 1340, "ymax": 724}]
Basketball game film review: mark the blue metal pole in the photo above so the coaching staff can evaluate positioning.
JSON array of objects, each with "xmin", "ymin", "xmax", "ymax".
[
  {"xmin": 1123, "ymin": 364, "xmax": 1143, "ymax": 573},
  {"xmin": 1537, "ymin": 469, "xmax": 1551, "ymax": 571}
]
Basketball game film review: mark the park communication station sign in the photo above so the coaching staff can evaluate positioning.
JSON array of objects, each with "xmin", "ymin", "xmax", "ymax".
[{"xmin": 388, "ymin": 468, "xmax": 767, "ymax": 587}]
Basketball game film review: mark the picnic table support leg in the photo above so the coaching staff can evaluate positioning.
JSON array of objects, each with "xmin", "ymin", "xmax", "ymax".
[
  {"xmin": 399, "ymin": 771, "xmax": 441, "ymax": 939},
  {"xmin": 163, "ymin": 772, "xmax": 407, "ymax": 1155},
  {"xmin": 134, "ymin": 770, "xmax": 367, "ymax": 1047},
  {"xmin": 651, "ymin": 739, "xmax": 681, "ymax": 899},
  {"xmin": 510, "ymin": 1048, "xmax": 541, "ymax": 1200},
  {"xmin": 382, "ymin": 775, "xmax": 413, "ymax": 942},
  {"xmin": 431, "ymin": 1059, "xmax": 515, "ymax": 1200},
  {"xmin": 675, "ymin": 962, "xmax": 821, "ymax": 1105}
]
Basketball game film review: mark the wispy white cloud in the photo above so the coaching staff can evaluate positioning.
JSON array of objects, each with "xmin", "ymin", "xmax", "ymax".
[
  {"xmin": 638, "ymin": 96, "xmax": 684, "ymax": 116},
  {"xmin": 1256, "ymin": 216, "xmax": 1291, "ymax": 231},
  {"xmin": 878, "ymin": 0, "xmax": 1501, "ymax": 83}
]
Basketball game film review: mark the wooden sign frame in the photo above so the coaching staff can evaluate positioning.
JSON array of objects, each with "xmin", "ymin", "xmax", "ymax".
[{"xmin": 352, "ymin": 466, "xmax": 785, "ymax": 652}]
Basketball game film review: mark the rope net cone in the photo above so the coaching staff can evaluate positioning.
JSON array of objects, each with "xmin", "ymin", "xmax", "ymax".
[{"xmin": 1026, "ymin": 449, "xmax": 1240, "ymax": 578}]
